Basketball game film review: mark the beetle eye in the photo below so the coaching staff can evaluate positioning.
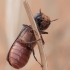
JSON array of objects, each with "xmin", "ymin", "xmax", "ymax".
[
  {"xmin": 37, "ymin": 17, "xmax": 40, "ymax": 19},
  {"xmin": 37, "ymin": 17, "xmax": 42, "ymax": 21}
]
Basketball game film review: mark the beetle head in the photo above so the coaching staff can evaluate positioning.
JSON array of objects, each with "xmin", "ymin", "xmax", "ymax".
[{"xmin": 34, "ymin": 9, "xmax": 58, "ymax": 30}]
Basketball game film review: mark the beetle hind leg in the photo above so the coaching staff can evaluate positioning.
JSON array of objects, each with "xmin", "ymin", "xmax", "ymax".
[
  {"xmin": 26, "ymin": 44, "xmax": 43, "ymax": 67},
  {"xmin": 32, "ymin": 48, "xmax": 43, "ymax": 67}
]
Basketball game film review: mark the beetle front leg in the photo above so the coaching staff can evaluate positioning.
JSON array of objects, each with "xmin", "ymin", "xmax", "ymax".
[
  {"xmin": 40, "ymin": 35, "xmax": 45, "ymax": 45},
  {"xmin": 40, "ymin": 31, "xmax": 48, "ymax": 34}
]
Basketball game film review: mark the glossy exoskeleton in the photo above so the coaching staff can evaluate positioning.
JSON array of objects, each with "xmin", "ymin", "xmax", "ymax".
[{"xmin": 7, "ymin": 10, "xmax": 57, "ymax": 69}]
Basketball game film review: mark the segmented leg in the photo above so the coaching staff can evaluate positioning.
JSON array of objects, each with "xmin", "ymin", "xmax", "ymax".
[
  {"xmin": 27, "ymin": 44, "xmax": 43, "ymax": 67},
  {"xmin": 32, "ymin": 48, "xmax": 43, "ymax": 67},
  {"xmin": 19, "ymin": 39, "xmax": 41, "ymax": 44},
  {"xmin": 40, "ymin": 31, "xmax": 48, "ymax": 34},
  {"xmin": 22, "ymin": 24, "xmax": 46, "ymax": 44}
]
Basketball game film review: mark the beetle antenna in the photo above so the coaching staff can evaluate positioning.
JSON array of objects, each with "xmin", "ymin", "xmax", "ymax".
[
  {"xmin": 39, "ymin": 9, "xmax": 42, "ymax": 15},
  {"xmin": 50, "ymin": 18, "xmax": 58, "ymax": 22}
]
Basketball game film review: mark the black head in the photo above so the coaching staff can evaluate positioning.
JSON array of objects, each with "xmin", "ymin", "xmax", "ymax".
[{"xmin": 34, "ymin": 10, "xmax": 58, "ymax": 30}]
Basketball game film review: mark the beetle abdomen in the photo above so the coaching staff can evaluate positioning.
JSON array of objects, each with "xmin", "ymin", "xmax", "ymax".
[{"xmin": 8, "ymin": 41, "xmax": 31, "ymax": 69}]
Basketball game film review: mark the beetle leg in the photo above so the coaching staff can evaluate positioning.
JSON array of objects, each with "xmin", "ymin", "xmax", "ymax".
[
  {"xmin": 22, "ymin": 24, "xmax": 45, "ymax": 44},
  {"xmin": 36, "ymin": 25, "xmax": 45, "ymax": 44},
  {"xmin": 40, "ymin": 35, "xmax": 45, "ymax": 44},
  {"xmin": 30, "ymin": 29, "xmax": 45, "ymax": 44},
  {"xmin": 32, "ymin": 48, "xmax": 43, "ymax": 67},
  {"xmin": 40, "ymin": 31, "xmax": 48, "ymax": 34},
  {"xmin": 22, "ymin": 24, "xmax": 28, "ymax": 27},
  {"xmin": 19, "ymin": 39, "xmax": 41, "ymax": 44},
  {"xmin": 28, "ymin": 25, "xmax": 45, "ymax": 44},
  {"xmin": 27, "ymin": 44, "xmax": 43, "ymax": 67},
  {"xmin": 30, "ymin": 29, "xmax": 38, "ymax": 35}
]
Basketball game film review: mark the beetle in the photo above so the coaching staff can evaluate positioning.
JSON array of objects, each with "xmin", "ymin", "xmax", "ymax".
[{"xmin": 7, "ymin": 10, "xmax": 58, "ymax": 69}]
